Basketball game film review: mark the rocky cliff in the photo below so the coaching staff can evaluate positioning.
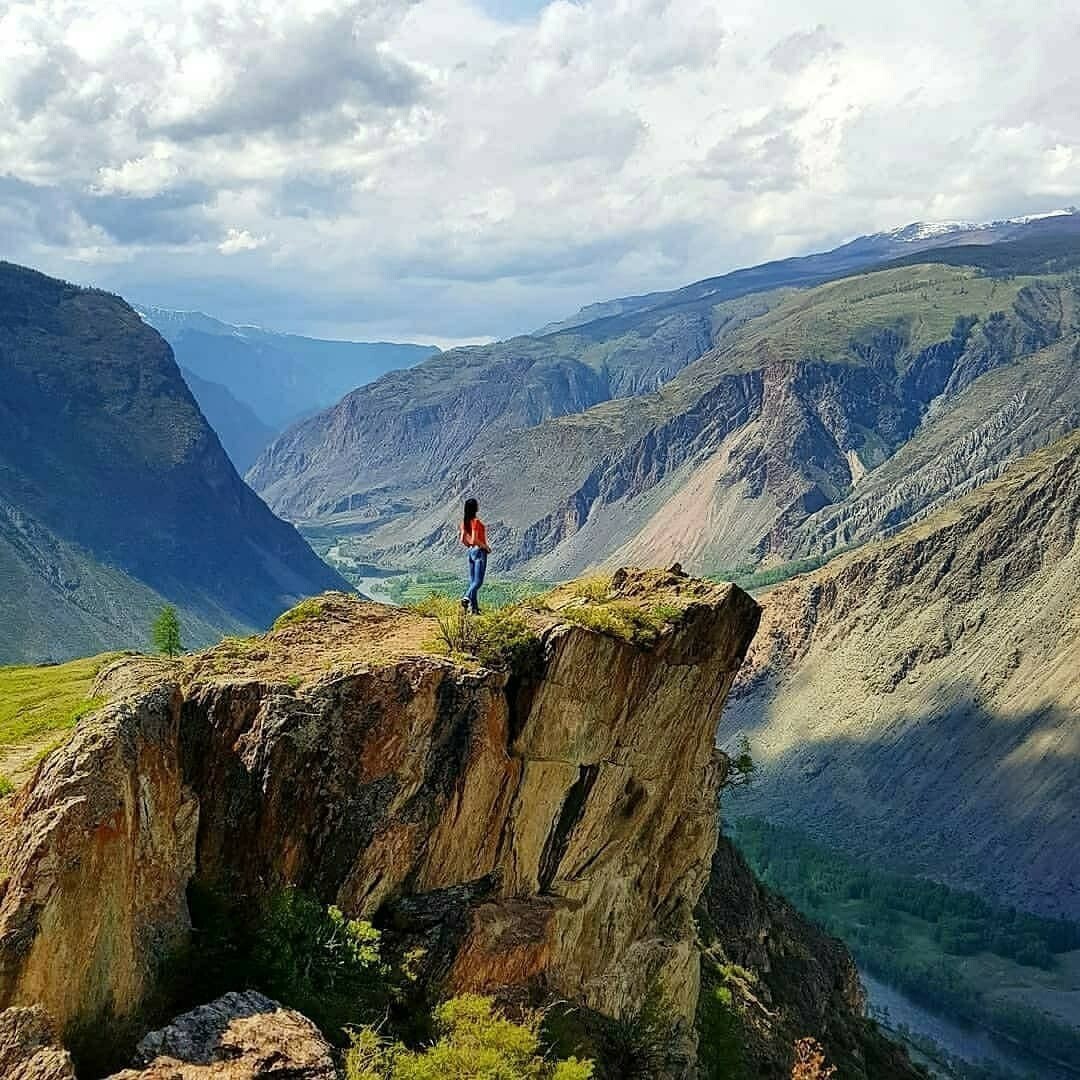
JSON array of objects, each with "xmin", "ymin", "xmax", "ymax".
[
  {"xmin": 718, "ymin": 432, "xmax": 1080, "ymax": 919},
  {"xmin": 0, "ymin": 569, "xmax": 765, "ymax": 1073},
  {"xmin": 0, "ymin": 262, "xmax": 347, "ymax": 663}
]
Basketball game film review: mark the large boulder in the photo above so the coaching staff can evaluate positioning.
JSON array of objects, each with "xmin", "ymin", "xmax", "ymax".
[{"xmin": 108, "ymin": 991, "xmax": 336, "ymax": 1079}]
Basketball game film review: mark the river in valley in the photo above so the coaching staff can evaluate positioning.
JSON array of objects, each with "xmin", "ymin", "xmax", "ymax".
[{"xmin": 862, "ymin": 971, "xmax": 1077, "ymax": 1080}]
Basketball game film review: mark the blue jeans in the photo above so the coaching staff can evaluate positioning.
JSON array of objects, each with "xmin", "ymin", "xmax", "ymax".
[{"xmin": 463, "ymin": 546, "xmax": 486, "ymax": 612}]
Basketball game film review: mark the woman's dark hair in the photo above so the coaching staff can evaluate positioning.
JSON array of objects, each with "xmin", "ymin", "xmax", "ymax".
[{"xmin": 463, "ymin": 498, "xmax": 478, "ymax": 526}]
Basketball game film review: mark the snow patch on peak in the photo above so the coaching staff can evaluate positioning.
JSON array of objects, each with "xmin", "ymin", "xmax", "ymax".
[
  {"xmin": 886, "ymin": 220, "xmax": 977, "ymax": 242},
  {"xmin": 880, "ymin": 208, "xmax": 1077, "ymax": 244},
  {"xmin": 1005, "ymin": 208, "xmax": 1074, "ymax": 224}
]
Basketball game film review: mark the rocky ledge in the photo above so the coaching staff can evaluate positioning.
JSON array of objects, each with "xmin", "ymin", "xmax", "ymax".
[{"xmin": 0, "ymin": 568, "xmax": 760, "ymax": 1074}]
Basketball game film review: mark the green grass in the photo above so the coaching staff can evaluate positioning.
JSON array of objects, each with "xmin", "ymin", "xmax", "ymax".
[
  {"xmin": 409, "ymin": 594, "xmax": 542, "ymax": 671},
  {"xmin": 724, "ymin": 266, "xmax": 1036, "ymax": 373},
  {"xmin": 0, "ymin": 653, "xmax": 118, "ymax": 790},
  {"xmin": 272, "ymin": 597, "xmax": 328, "ymax": 630},
  {"xmin": 387, "ymin": 571, "xmax": 551, "ymax": 609},
  {"xmin": 708, "ymin": 548, "xmax": 857, "ymax": 591},
  {"xmin": 0, "ymin": 654, "xmax": 115, "ymax": 750},
  {"xmin": 552, "ymin": 600, "xmax": 684, "ymax": 645},
  {"xmin": 570, "ymin": 575, "xmax": 615, "ymax": 602}
]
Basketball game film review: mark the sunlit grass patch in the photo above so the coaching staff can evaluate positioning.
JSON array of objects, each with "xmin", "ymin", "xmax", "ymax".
[
  {"xmin": 273, "ymin": 597, "xmax": 328, "ymax": 630},
  {"xmin": 0, "ymin": 653, "xmax": 115, "ymax": 750},
  {"xmin": 409, "ymin": 594, "xmax": 542, "ymax": 670}
]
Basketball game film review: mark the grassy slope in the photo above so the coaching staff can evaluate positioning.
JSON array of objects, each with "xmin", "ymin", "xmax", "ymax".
[
  {"xmin": 0, "ymin": 510, "xmax": 232, "ymax": 665},
  {"xmin": 0, "ymin": 654, "xmax": 117, "ymax": 789}
]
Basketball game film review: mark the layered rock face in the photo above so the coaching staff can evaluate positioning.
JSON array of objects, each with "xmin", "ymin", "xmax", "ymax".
[{"xmin": 0, "ymin": 570, "xmax": 760, "ymax": 1066}]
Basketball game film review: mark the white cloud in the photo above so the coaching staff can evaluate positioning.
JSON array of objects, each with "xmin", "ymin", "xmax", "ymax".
[
  {"xmin": 0, "ymin": 0, "xmax": 1078, "ymax": 340},
  {"xmin": 95, "ymin": 147, "xmax": 179, "ymax": 196},
  {"xmin": 218, "ymin": 227, "xmax": 267, "ymax": 254}
]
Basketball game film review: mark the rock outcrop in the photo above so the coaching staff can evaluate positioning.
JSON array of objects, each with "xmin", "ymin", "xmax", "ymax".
[
  {"xmin": 0, "ymin": 569, "xmax": 760, "ymax": 1070},
  {"xmin": 108, "ymin": 992, "xmax": 336, "ymax": 1079},
  {"xmin": 0, "ymin": 682, "xmax": 196, "ymax": 1036}
]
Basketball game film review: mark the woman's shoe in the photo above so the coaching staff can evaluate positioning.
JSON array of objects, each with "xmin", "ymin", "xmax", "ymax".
[{"xmin": 460, "ymin": 597, "xmax": 470, "ymax": 613}]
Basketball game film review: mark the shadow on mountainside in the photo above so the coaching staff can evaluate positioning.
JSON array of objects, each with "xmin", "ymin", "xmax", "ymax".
[{"xmin": 720, "ymin": 683, "xmax": 1080, "ymax": 922}]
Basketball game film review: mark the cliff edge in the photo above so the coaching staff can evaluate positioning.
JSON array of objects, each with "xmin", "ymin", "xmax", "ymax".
[{"xmin": 0, "ymin": 568, "xmax": 759, "ymax": 1072}]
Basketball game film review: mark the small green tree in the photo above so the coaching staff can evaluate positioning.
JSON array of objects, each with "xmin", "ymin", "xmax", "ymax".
[
  {"xmin": 719, "ymin": 736, "xmax": 755, "ymax": 793},
  {"xmin": 151, "ymin": 604, "xmax": 183, "ymax": 656},
  {"xmin": 345, "ymin": 994, "xmax": 594, "ymax": 1080},
  {"xmin": 250, "ymin": 888, "xmax": 388, "ymax": 1041}
]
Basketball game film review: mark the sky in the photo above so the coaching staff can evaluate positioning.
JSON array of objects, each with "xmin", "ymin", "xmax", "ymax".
[{"xmin": 2, "ymin": 0, "xmax": 1079, "ymax": 346}]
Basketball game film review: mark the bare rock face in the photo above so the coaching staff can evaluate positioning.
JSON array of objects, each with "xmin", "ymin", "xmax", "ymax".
[
  {"xmin": 0, "ymin": 683, "xmax": 197, "ymax": 1037},
  {"xmin": 0, "ymin": 569, "xmax": 760, "ymax": 1064},
  {"xmin": 106, "ymin": 992, "xmax": 336, "ymax": 1079},
  {"xmin": 0, "ymin": 1006, "xmax": 76, "ymax": 1080}
]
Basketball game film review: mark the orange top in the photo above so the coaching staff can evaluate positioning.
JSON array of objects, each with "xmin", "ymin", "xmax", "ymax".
[{"xmin": 460, "ymin": 518, "xmax": 487, "ymax": 548}]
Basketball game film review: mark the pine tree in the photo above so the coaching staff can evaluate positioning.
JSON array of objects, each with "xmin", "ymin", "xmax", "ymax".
[{"xmin": 151, "ymin": 604, "xmax": 183, "ymax": 656}]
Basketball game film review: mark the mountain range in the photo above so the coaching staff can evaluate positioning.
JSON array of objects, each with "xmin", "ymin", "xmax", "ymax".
[
  {"xmin": 3, "ymin": 206, "xmax": 1080, "ymax": 1079},
  {"xmin": 177, "ymin": 367, "xmax": 278, "ymax": 473},
  {"xmin": 139, "ymin": 306, "xmax": 437, "ymax": 433},
  {"xmin": 248, "ymin": 213, "xmax": 1080, "ymax": 585},
  {"xmin": 0, "ymin": 263, "xmax": 346, "ymax": 664}
]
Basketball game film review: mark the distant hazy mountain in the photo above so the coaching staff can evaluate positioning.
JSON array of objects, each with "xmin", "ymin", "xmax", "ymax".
[
  {"xmin": 248, "ymin": 213, "xmax": 1080, "ymax": 581},
  {"xmin": 180, "ymin": 367, "xmax": 277, "ymax": 473},
  {"xmin": 0, "ymin": 262, "xmax": 347, "ymax": 664},
  {"xmin": 139, "ymin": 306, "xmax": 438, "ymax": 429}
]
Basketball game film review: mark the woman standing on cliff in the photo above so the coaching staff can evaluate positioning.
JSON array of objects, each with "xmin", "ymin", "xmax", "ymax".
[{"xmin": 460, "ymin": 498, "xmax": 491, "ymax": 614}]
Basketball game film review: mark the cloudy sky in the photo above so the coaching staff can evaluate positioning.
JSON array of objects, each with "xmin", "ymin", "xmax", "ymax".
[{"xmin": 2, "ymin": 0, "xmax": 1078, "ymax": 344}]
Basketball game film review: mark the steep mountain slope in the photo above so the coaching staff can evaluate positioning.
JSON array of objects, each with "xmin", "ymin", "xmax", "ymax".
[
  {"xmin": 716, "ymin": 432, "xmax": 1080, "ymax": 919},
  {"xmin": 179, "ymin": 368, "xmax": 277, "ymax": 472},
  {"xmin": 0, "ymin": 262, "xmax": 346, "ymax": 664},
  {"xmin": 697, "ymin": 835, "xmax": 923, "ymax": 1080},
  {"xmin": 333, "ymin": 259, "xmax": 1080, "ymax": 580},
  {"xmin": 141, "ymin": 307, "xmax": 437, "ymax": 429},
  {"xmin": 250, "ymin": 221, "xmax": 1080, "ymax": 583},
  {"xmin": 253, "ymin": 219, "xmax": 1080, "ymax": 528},
  {"xmin": 247, "ymin": 297, "xmax": 731, "ymax": 523}
]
